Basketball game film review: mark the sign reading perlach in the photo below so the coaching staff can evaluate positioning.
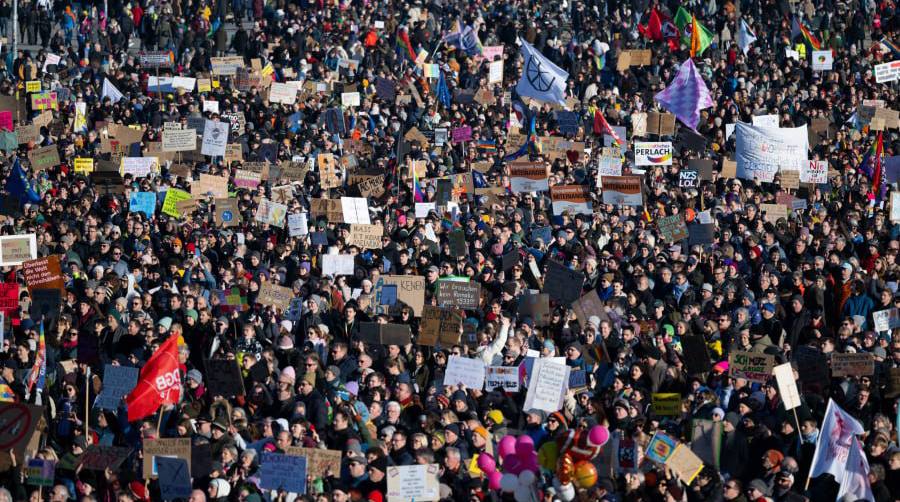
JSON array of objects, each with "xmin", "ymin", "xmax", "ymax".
[{"xmin": 634, "ymin": 142, "xmax": 673, "ymax": 166}]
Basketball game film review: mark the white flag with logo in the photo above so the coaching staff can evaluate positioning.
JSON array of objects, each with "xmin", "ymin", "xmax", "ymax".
[
  {"xmin": 515, "ymin": 38, "xmax": 569, "ymax": 106},
  {"xmin": 809, "ymin": 399, "xmax": 864, "ymax": 480},
  {"xmin": 837, "ymin": 436, "xmax": 874, "ymax": 501},
  {"xmin": 102, "ymin": 78, "xmax": 125, "ymax": 102}
]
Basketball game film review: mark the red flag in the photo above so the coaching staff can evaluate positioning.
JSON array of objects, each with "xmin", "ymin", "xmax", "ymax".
[
  {"xmin": 124, "ymin": 336, "xmax": 182, "ymax": 422},
  {"xmin": 593, "ymin": 109, "xmax": 622, "ymax": 145},
  {"xmin": 639, "ymin": 9, "xmax": 663, "ymax": 41}
]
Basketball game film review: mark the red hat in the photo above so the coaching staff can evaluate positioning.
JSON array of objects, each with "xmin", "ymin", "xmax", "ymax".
[
  {"xmin": 367, "ymin": 491, "xmax": 384, "ymax": 502},
  {"xmin": 129, "ymin": 481, "xmax": 148, "ymax": 501}
]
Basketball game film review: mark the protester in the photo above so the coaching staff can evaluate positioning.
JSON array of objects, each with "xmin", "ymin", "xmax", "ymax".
[{"xmin": 0, "ymin": 0, "xmax": 898, "ymax": 501}]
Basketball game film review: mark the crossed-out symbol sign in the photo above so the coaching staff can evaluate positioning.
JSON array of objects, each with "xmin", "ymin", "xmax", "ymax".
[
  {"xmin": 0, "ymin": 403, "xmax": 32, "ymax": 450},
  {"xmin": 525, "ymin": 56, "xmax": 556, "ymax": 93}
]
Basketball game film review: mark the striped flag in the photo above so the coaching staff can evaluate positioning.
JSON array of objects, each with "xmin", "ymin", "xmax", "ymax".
[
  {"xmin": 791, "ymin": 17, "xmax": 822, "ymax": 50},
  {"xmin": 396, "ymin": 27, "xmax": 416, "ymax": 62},
  {"xmin": 26, "ymin": 321, "xmax": 46, "ymax": 398},
  {"xmin": 593, "ymin": 109, "xmax": 622, "ymax": 145},
  {"xmin": 654, "ymin": 58, "xmax": 714, "ymax": 130}
]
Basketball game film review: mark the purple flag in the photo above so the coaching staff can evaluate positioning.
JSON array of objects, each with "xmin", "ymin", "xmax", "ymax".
[{"xmin": 654, "ymin": 59, "xmax": 714, "ymax": 130}]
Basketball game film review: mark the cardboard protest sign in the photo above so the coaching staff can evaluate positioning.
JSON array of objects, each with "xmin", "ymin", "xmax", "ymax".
[
  {"xmin": 193, "ymin": 174, "xmax": 229, "ymax": 199},
  {"xmin": 362, "ymin": 322, "xmax": 412, "ymax": 346},
  {"xmin": 728, "ymin": 351, "xmax": 775, "ymax": 383},
  {"xmin": 94, "ymin": 364, "xmax": 139, "ymax": 410},
  {"xmin": 418, "ymin": 306, "xmax": 462, "ymax": 346},
  {"xmin": 22, "ymin": 256, "xmax": 64, "ymax": 294},
  {"xmin": 142, "ymin": 437, "xmax": 191, "ymax": 478},
  {"xmin": 214, "ymin": 198, "xmax": 241, "ymax": 228},
  {"xmin": 445, "ymin": 356, "xmax": 487, "ymax": 389},
  {"xmin": 351, "ymin": 174, "xmax": 387, "ymax": 198},
  {"xmin": 374, "ymin": 275, "xmax": 426, "ymax": 316},
  {"xmin": 260, "ymin": 452, "xmax": 307, "ymax": 494},
  {"xmin": 283, "ymin": 447, "xmax": 342, "ymax": 478},
  {"xmin": 436, "ymin": 281, "xmax": 481, "ymax": 310},
  {"xmin": 256, "ymin": 282, "xmax": 293, "ymax": 311},
  {"xmin": 387, "ymin": 464, "xmax": 441, "ymax": 502},
  {"xmin": 0, "ymin": 234, "xmax": 37, "ymax": 266},
  {"xmin": 79, "ymin": 446, "xmax": 133, "ymax": 471},
  {"xmin": 523, "ymin": 358, "xmax": 570, "ymax": 413},
  {"xmin": 687, "ymin": 223, "xmax": 715, "ymax": 246},
  {"xmin": 0, "ymin": 403, "xmax": 44, "ymax": 469},
  {"xmin": 347, "ymin": 224, "xmax": 383, "ymax": 249},
  {"xmin": 310, "ymin": 198, "xmax": 345, "ymax": 223},
  {"xmin": 485, "ymin": 366, "xmax": 519, "ymax": 392},
  {"xmin": 571, "ymin": 289, "xmax": 610, "ymax": 330},
  {"xmin": 543, "ymin": 260, "xmax": 584, "ymax": 305},
  {"xmin": 28, "ymin": 145, "xmax": 60, "ymax": 171},
  {"xmin": 518, "ymin": 293, "xmax": 551, "ymax": 327},
  {"xmin": 690, "ymin": 419, "xmax": 722, "ymax": 469},
  {"xmin": 205, "ymin": 359, "xmax": 246, "ymax": 397},
  {"xmin": 793, "ymin": 345, "xmax": 829, "ymax": 384},
  {"xmin": 666, "ymin": 445, "xmax": 704, "ymax": 484},
  {"xmin": 657, "ymin": 214, "xmax": 689, "ymax": 242},
  {"xmin": 652, "ymin": 393, "xmax": 681, "ymax": 416},
  {"xmin": 831, "ymin": 352, "xmax": 874, "ymax": 377}
]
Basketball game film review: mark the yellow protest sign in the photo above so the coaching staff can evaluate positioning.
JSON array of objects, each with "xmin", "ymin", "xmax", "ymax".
[{"xmin": 73, "ymin": 158, "xmax": 94, "ymax": 174}]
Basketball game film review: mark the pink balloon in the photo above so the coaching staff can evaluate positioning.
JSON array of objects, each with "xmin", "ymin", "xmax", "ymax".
[
  {"xmin": 488, "ymin": 471, "xmax": 503, "ymax": 490},
  {"xmin": 504, "ymin": 454, "xmax": 523, "ymax": 474},
  {"xmin": 477, "ymin": 453, "xmax": 496, "ymax": 474},
  {"xmin": 515, "ymin": 435, "xmax": 535, "ymax": 458},
  {"xmin": 588, "ymin": 425, "xmax": 610, "ymax": 447},
  {"xmin": 498, "ymin": 435, "xmax": 517, "ymax": 459}
]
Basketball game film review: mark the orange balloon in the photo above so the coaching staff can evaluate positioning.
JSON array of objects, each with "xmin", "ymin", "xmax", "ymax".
[
  {"xmin": 685, "ymin": 208, "xmax": 696, "ymax": 223},
  {"xmin": 556, "ymin": 454, "xmax": 575, "ymax": 484},
  {"xmin": 573, "ymin": 460, "xmax": 598, "ymax": 489}
]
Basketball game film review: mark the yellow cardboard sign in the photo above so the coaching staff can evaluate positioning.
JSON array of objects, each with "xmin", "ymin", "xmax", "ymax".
[{"xmin": 73, "ymin": 158, "xmax": 94, "ymax": 174}]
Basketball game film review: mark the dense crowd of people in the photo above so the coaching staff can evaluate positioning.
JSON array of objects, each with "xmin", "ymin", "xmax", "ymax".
[{"xmin": 0, "ymin": 0, "xmax": 898, "ymax": 501}]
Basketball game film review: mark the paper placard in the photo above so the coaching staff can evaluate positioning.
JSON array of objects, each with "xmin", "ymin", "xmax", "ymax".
[
  {"xmin": 772, "ymin": 363, "xmax": 801, "ymax": 410},
  {"xmin": 485, "ymin": 366, "xmax": 520, "ymax": 392},
  {"xmin": 652, "ymin": 393, "xmax": 681, "ymax": 416},
  {"xmin": 0, "ymin": 234, "xmax": 37, "ymax": 266},
  {"xmin": 347, "ymin": 224, "xmax": 383, "ymax": 249},
  {"xmin": 728, "ymin": 351, "xmax": 775, "ymax": 383},
  {"xmin": 259, "ymin": 452, "xmax": 307, "ymax": 494},
  {"xmin": 445, "ymin": 356, "xmax": 487, "ymax": 389},
  {"xmin": 282, "ymin": 447, "xmax": 342, "ymax": 478},
  {"xmin": 162, "ymin": 129, "xmax": 197, "ymax": 152},
  {"xmin": 322, "ymin": 254, "xmax": 355, "ymax": 276},
  {"xmin": 386, "ymin": 464, "xmax": 440, "ymax": 502},
  {"xmin": 523, "ymin": 358, "xmax": 570, "ymax": 413},
  {"xmin": 94, "ymin": 364, "xmax": 139, "ymax": 410},
  {"xmin": 340, "ymin": 197, "xmax": 371, "ymax": 224},
  {"xmin": 436, "ymin": 281, "xmax": 481, "ymax": 310},
  {"xmin": 256, "ymin": 282, "xmax": 293, "ymax": 311},
  {"xmin": 831, "ymin": 352, "xmax": 874, "ymax": 377},
  {"xmin": 142, "ymin": 438, "xmax": 192, "ymax": 479}
]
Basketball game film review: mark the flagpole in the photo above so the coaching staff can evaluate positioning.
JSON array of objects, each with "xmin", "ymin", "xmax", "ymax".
[
  {"xmin": 85, "ymin": 365, "xmax": 90, "ymax": 443},
  {"xmin": 804, "ymin": 399, "xmax": 831, "ymax": 490}
]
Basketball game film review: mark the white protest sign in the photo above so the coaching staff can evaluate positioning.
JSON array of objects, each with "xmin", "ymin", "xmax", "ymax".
[
  {"xmin": 875, "ymin": 60, "xmax": 900, "ymax": 83},
  {"xmin": 269, "ymin": 82, "xmax": 298, "ymax": 104},
  {"xmin": 752, "ymin": 114, "xmax": 779, "ymax": 128},
  {"xmin": 773, "ymin": 363, "xmax": 801, "ymax": 410},
  {"xmin": 735, "ymin": 122, "xmax": 808, "ymax": 182},
  {"xmin": 488, "ymin": 61, "xmax": 503, "ymax": 83},
  {"xmin": 811, "ymin": 50, "xmax": 833, "ymax": 71},
  {"xmin": 800, "ymin": 160, "xmax": 828, "ymax": 184},
  {"xmin": 386, "ymin": 464, "xmax": 440, "ymax": 502},
  {"xmin": 200, "ymin": 120, "xmax": 229, "ymax": 156},
  {"xmin": 415, "ymin": 203, "xmax": 435, "ymax": 218},
  {"xmin": 202, "ymin": 99, "xmax": 219, "ymax": 113},
  {"xmin": 341, "ymin": 197, "xmax": 371, "ymax": 224},
  {"xmin": 485, "ymin": 366, "xmax": 520, "ymax": 392},
  {"xmin": 0, "ymin": 234, "xmax": 38, "ymax": 266},
  {"xmin": 322, "ymin": 254, "xmax": 355, "ymax": 276},
  {"xmin": 873, "ymin": 308, "xmax": 900, "ymax": 333},
  {"xmin": 288, "ymin": 213, "xmax": 309, "ymax": 237},
  {"xmin": 121, "ymin": 157, "xmax": 158, "ymax": 178},
  {"xmin": 162, "ymin": 129, "xmax": 197, "ymax": 152},
  {"xmin": 523, "ymin": 358, "xmax": 570, "ymax": 413},
  {"xmin": 341, "ymin": 92, "xmax": 361, "ymax": 107},
  {"xmin": 445, "ymin": 356, "xmax": 486, "ymax": 390}
]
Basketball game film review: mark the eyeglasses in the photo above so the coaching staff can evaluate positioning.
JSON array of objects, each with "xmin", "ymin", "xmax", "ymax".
[{"xmin": 306, "ymin": 363, "xmax": 316, "ymax": 367}]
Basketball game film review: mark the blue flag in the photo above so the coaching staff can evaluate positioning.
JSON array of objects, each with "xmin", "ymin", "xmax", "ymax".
[
  {"xmin": 5, "ymin": 157, "xmax": 40, "ymax": 205},
  {"xmin": 516, "ymin": 38, "xmax": 569, "ymax": 106},
  {"xmin": 737, "ymin": 19, "xmax": 757, "ymax": 55},
  {"xmin": 437, "ymin": 70, "xmax": 452, "ymax": 109}
]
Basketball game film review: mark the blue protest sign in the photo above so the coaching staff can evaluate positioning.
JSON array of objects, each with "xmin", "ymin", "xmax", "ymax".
[{"xmin": 260, "ymin": 452, "xmax": 307, "ymax": 494}]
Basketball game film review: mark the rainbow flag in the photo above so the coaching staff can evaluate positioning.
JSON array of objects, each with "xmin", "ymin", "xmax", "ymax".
[
  {"xmin": 858, "ymin": 132, "xmax": 885, "ymax": 201},
  {"xmin": 396, "ymin": 27, "xmax": 417, "ymax": 62},
  {"xmin": 26, "ymin": 321, "xmax": 46, "ymax": 396},
  {"xmin": 791, "ymin": 18, "xmax": 821, "ymax": 50},
  {"xmin": 412, "ymin": 161, "xmax": 425, "ymax": 202}
]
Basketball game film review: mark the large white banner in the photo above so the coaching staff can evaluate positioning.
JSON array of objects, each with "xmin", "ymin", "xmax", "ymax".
[{"xmin": 735, "ymin": 122, "xmax": 808, "ymax": 182}]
